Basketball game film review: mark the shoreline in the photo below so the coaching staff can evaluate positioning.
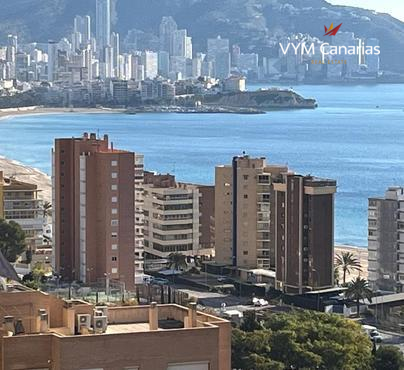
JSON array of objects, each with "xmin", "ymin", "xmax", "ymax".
[{"xmin": 0, "ymin": 106, "xmax": 126, "ymax": 121}]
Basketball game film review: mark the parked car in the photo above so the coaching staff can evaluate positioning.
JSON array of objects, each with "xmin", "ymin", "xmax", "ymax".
[
  {"xmin": 151, "ymin": 278, "xmax": 169, "ymax": 286},
  {"xmin": 370, "ymin": 330, "xmax": 383, "ymax": 343}
]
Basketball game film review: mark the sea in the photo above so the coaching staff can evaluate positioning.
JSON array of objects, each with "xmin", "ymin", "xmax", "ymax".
[{"xmin": 0, "ymin": 83, "xmax": 404, "ymax": 247}]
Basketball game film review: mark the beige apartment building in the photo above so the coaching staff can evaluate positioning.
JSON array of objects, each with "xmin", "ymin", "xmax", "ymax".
[
  {"xmin": 53, "ymin": 133, "xmax": 138, "ymax": 290},
  {"xmin": 215, "ymin": 155, "xmax": 336, "ymax": 293},
  {"xmin": 0, "ymin": 287, "xmax": 231, "ymax": 370},
  {"xmin": 215, "ymin": 155, "xmax": 287, "ymax": 270},
  {"xmin": 0, "ymin": 171, "xmax": 45, "ymax": 248},
  {"xmin": 143, "ymin": 172, "xmax": 214, "ymax": 270}
]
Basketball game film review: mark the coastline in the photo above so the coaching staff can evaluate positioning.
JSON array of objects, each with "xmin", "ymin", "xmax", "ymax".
[{"xmin": 0, "ymin": 106, "xmax": 126, "ymax": 121}]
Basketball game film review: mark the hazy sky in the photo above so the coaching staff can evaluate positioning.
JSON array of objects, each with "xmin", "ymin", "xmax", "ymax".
[{"xmin": 327, "ymin": 0, "xmax": 404, "ymax": 22}]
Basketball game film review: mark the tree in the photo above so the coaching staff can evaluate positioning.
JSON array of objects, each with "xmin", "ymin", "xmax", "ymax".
[
  {"xmin": 232, "ymin": 310, "xmax": 373, "ymax": 370},
  {"xmin": 167, "ymin": 253, "xmax": 187, "ymax": 271},
  {"xmin": 42, "ymin": 201, "xmax": 52, "ymax": 219},
  {"xmin": 374, "ymin": 345, "xmax": 404, "ymax": 370},
  {"xmin": 345, "ymin": 277, "xmax": 373, "ymax": 317},
  {"xmin": 335, "ymin": 251, "xmax": 362, "ymax": 285},
  {"xmin": 0, "ymin": 219, "xmax": 26, "ymax": 262}
]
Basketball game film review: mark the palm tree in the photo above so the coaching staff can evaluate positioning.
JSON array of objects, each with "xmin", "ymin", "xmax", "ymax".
[
  {"xmin": 167, "ymin": 253, "xmax": 187, "ymax": 271},
  {"xmin": 335, "ymin": 251, "xmax": 362, "ymax": 285},
  {"xmin": 42, "ymin": 201, "xmax": 52, "ymax": 219},
  {"xmin": 345, "ymin": 277, "xmax": 373, "ymax": 317}
]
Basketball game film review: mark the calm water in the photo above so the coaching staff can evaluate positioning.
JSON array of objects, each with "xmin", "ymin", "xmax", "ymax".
[{"xmin": 1, "ymin": 83, "xmax": 404, "ymax": 246}]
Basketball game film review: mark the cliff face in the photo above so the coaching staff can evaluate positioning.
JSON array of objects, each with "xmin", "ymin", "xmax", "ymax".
[
  {"xmin": 0, "ymin": 0, "xmax": 403, "ymax": 72},
  {"xmin": 204, "ymin": 90, "xmax": 317, "ymax": 109}
]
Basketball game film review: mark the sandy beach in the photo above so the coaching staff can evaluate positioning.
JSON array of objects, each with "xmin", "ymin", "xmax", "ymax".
[
  {"xmin": 335, "ymin": 244, "xmax": 368, "ymax": 281},
  {"xmin": 0, "ymin": 106, "xmax": 126, "ymax": 121}
]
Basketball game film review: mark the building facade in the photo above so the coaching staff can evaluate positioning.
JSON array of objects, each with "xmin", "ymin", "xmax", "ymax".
[
  {"xmin": 0, "ymin": 171, "xmax": 44, "ymax": 249},
  {"xmin": 215, "ymin": 156, "xmax": 288, "ymax": 270},
  {"xmin": 368, "ymin": 187, "xmax": 404, "ymax": 292},
  {"xmin": 274, "ymin": 174, "xmax": 336, "ymax": 293},
  {"xmin": 52, "ymin": 133, "xmax": 137, "ymax": 290}
]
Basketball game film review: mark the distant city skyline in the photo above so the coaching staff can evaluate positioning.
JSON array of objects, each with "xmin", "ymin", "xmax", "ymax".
[{"xmin": 328, "ymin": 0, "xmax": 404, "ymax": 22}]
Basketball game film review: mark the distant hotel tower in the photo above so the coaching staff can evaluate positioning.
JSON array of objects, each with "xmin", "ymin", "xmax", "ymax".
[
  {"xmin": 52, "ymin": 133, "xmax": 136, "ymax": 290},
  {"xmin": 96, "ymin": 0, "xmax": 111, "ymax": 59}
]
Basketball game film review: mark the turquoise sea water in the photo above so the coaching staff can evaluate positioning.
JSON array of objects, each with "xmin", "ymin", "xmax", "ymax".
[{"xmin": 1, "ymin": 83, "xmax": 404, "ymax": 246}]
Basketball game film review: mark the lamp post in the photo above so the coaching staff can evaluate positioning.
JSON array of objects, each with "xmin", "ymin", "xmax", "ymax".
[
  {"xmin": 312, "ymin": 268, "xmax": 321, "ymax": 311},
  {"xmin": 104, "ymin": 273, "xmax": 110, "ymax": 302}
]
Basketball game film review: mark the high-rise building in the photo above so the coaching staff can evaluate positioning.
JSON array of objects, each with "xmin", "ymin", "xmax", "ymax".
[
  {"xmin": 52, "ymin": 133, "xmax": 137, "ymax": 290},
  {"xmin": 215, "ymin": 156, "xmax": 288, "ymax": 270},
  {"xmin": 142, "ymin": 51, "xmax": 158, "ymax": 79},
  {"xmin": 111, "ymin": 32, "xmax": 120, "ymax": 77},
  {"xmin": 47, "ymin": 40, "xmax": 58, "ymax": 82},
  {"xmin": 74, "ymin": 15, "xmax": 91, "ymax": 43},
  {"xmin": 274, "ymin": 174, "xmax": 336, "ymax": 293},
  {"xmin": 158, "ymin": 51, "xmax": 170, "ymax": 78},
  {"xmin": 368, "ymin": 187, "xmax": 404, "ymax": 292},
  {"xmin": 172, "ymin": 30, "xmax": 192, "ymax": 59},
  {"xmin": 159, "ymin": 16, "xmax": 178, "ymax": 54},
  {"xmin": 207, "ymin": 36, "xmax": 230, "ymax": 79},
  {"xmin": 96, "ymin": 0, "xmax": 111, "ymax": 60}
]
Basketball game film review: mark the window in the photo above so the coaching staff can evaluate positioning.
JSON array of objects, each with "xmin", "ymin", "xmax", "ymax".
[
  {"xmin": 244, "ymin": 194, "xmax": 248, "ymax": 199},
  {"xmin": 111, "ymin": 172, "xmax": 118, "ymax": 179},
  {"xmin": 112, "ymin": 256, "xmax": 117, "ymax": 262},
  {"xmin": 111, "ymin": 184, "xmax": 118, "ymax": 191},
  {"xmin": 111, "ymin": 160, "xmax": 118, "ymax": 167},
  {"xmin": 111, "ymin": 268, "xmax": 118, "ymax": 274},
  {"xmin": 243, "ymin": 175, "xmax": 249, "ymax": 180},
  {"xmin": 111, "ymin": 232, "xmax": 118, "ymax": 238},
  {"xmin": 111, "ymin": 219, "xmax": 119, "ymax": 226},
  {"xmin": 112, "ymin": 244, "xmax": 118, "ymax": 250},
  {"xmin": 112, "ymin": 196, "xmax": 118, "ymax": 203},
  {"xmin": 112, "ymin": 208, "xmax": 118, "ymax": 215}
]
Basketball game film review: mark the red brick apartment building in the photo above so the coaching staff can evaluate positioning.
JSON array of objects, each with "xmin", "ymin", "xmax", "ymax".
[{"xmin": 53, "ymin": 133, "xmax": 136, "ymax": 290}]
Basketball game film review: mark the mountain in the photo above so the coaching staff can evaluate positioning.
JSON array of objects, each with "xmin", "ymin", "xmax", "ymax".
[{"xmin": 0, "ymin": 0, "xmax": 403, "ymax": 72}]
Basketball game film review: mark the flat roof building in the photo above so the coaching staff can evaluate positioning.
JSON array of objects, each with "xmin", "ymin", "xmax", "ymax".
[
  {"xmin": 0, "ymin": 288, "xmax": 231, "ymax": 370},
  {"xmin": 274, "ymin": 174, "xmax": 337, "ymax": 293},
  {"xmin": 52, "ymin": 133, "xmax": 138, "ymax": 290},
  {"xmin": 368, "ymin": 187, "xmax": 404, "ymax": 292}
]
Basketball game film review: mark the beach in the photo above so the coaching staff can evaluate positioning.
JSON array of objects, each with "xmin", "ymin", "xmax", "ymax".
[{"xmin": 0, "ymin": 106, "xmax": 126, "ymax": 121}]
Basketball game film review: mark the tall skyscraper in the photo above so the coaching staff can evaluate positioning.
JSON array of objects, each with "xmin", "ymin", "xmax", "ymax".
[
  {"xmin": 215, "ymin": 156, "xmax": 288, "ymax": 269},
  {"xmin": 74, "ymin": 15, "xmax": 91, "ymax": 43},
  {"xmin": 53, "ymin": 133, "xmax": 137, "ymax": 290},
  {"xmin": 111, "ymin": 32, "xmax": 120, "ymax": 77},
  {"xmin": 96, "ymin": 0, "xmax": 111, "ymax": 60},
  {"xmin": 274, "ymin": 174, "xmax": 336, "ymax": 293},
  {"xmin": 47, "ymin": 40, "xmax": 58, "ymax": 82},
  {"xmin": 159, "ymin": 16, "xmax": 178, "ymax": 54},
  {"xmin": 207, "ymin": 36, "xmax": 230, "ymax": 79},
  {"xmin": 368, "ymin": 187, "xmax": 404, "ymax": 293}
]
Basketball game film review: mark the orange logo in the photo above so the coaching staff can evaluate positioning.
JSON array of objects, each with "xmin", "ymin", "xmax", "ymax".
[{"xmin": 324, "ymin": 23, "xmax": 342, "ymax": 36}]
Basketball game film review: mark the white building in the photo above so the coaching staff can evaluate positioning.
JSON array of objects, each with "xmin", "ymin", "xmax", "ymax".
[{"xmin": 368, "ymin": 187, "xmax": 404, "ymax": 293}]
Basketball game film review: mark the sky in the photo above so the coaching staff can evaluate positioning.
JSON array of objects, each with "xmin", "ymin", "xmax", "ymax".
[{"xmin": 327, "ymin": 0, "xmax": 404, "ymax": 22}]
